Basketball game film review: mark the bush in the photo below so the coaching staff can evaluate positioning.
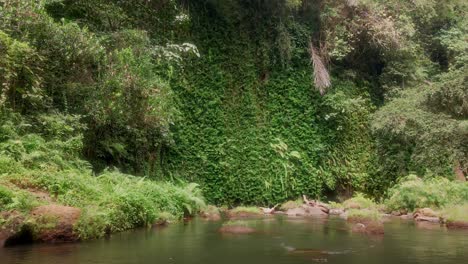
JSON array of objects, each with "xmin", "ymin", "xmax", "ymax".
[
  {"xmin": 0, "ymin": 185, "xmax": 14, "ymax": 210},
  {"xmin": 385, "ymin": 175, "xmax": 468, "ymax": 211},
  {"xmin": 0, "ymin": 112, "xmax": 205, "ymax": 239}
]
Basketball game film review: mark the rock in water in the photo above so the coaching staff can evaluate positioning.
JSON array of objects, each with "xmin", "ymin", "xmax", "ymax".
[
  {"xmin": 218, "ymin": 226, "xmax": 256, "ymax": 234},
  {"xmin": 329, "ymin": 208, "xmax": 345, "ymax": 215},
  {"xmin": 285, "ymin": 205, "xmax": 328, "ymax": 217}
]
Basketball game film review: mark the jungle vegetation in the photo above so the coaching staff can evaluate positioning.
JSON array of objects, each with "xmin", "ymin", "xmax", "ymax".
[{"xmin": 0, "ymin": 0, "xmax": 466, "ymax": 229}]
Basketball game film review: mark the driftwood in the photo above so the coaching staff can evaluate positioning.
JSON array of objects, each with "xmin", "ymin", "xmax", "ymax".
[
  {"xmin": 261, "ymin": 204, "xmax": 279, "ymax": 214},
  {"xmin": 302, "ymin": 195, "xmax": 330, "ymax": 214}
]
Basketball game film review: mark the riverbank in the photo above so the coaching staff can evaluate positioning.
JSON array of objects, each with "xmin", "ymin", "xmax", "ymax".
[
  {"xmin": 2, "ymin": 215, "xmax": 468, "ymax": 264},
  {"xmin": 0, "ymin": 170, "xmax": 205, "ymax": 247},
  {"xmin": 0, "ymin": 112, "xmax": 206, "ymax": 247},
  {"xmin": 3, "ymin": 177, "xmax": 468, "ymax": 247},
  {"xmin": 216, "ymin": 184, "xmax": 468, "ymax": 235}
]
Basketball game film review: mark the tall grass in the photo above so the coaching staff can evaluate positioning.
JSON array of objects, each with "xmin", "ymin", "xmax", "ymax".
[{"xmin": 442, "ymin": 203, "xmax": 468, "ymax": 222}]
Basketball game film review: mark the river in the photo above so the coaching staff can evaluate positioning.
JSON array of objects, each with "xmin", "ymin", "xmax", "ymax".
[{"xmin": 1, "ymin": 216, "xmax": 467, "ymax": 264}]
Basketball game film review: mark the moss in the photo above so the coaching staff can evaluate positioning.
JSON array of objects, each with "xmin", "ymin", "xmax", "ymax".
[
  {"xmin": 230, "ymin": 206, "xmax": 262, "ymax": 214},
  {"xmin": 201, "ymin": 205, "xmax": 220, "ymax": 214},
  {"xmin": 343, "ymin": 193, "xmax": 376, "ymax": 210},
  {"xmin": 279, "ymin": 199, "xmax": 303, "ymax": 211},
  {"xmin": 442, "ymin": 203, "xmax": 468, "ymax": 223},
  {"xmin": 347, "ymin": 209, "xmax": 382, "ymax": 223},
  {"xmin": 328, "ymin": 202, "xmax": 344, "ymax": 209}
]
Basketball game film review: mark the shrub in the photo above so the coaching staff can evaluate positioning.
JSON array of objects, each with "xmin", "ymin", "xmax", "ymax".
[
  {"xmin": 0, "ymin": 185, "xmax": 14, "ymax": 210},
  {"xmin": 385, "ymin": 175, "xmax": 468, "ymax": 211}
]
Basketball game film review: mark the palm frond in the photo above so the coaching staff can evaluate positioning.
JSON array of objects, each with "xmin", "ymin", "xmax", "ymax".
[{"xmin": 309, "ymin": 41, "xmax": 331, "ymax": 95}]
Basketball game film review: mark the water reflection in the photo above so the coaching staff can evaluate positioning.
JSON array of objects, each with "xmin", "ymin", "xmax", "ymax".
[{"xmin": 1, "ymin": 216, "xmax": 467, "ymax": 264}]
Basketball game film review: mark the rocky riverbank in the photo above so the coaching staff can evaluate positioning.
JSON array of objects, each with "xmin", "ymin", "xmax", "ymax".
[{"xmin": 210, "ymin": 195, "xmax": 468, "ymax": 236}]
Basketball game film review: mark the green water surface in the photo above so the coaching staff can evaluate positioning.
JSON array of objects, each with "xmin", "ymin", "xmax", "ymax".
[{"xmin": 1, "ymin": 216, "xmax": 467, "ymax": 264}]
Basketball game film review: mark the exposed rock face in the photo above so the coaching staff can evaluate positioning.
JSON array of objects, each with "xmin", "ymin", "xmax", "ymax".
[
  {"xmin": 1, "ymin": 205, "xmax": 81, "ymax": 247},
  {"xmin": 218, "ymin": 226, "xmax": 256, "ymax": 234},
  {"xmin": 30, "ymin": 205, "xmax": 82, "ymax": 243},
  {"xmin": 0, "ymin": 211, "xmax": 25, "ymax": 247},
  {"xmin": 0, "ymin": 227, "xmax": 14, "ymax": 247}
]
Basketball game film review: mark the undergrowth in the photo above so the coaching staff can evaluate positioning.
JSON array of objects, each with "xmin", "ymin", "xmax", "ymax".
[
  {"xmin": 442, "ymin": 203, "xmax": 468, "ymax": 223},
  {"xmin": 385, "ymin": 175, "xmax": 468, "ymax": 212},
  {"xmin": 0, "ymin": 112, "xmax": 205, "ymax": 239}
]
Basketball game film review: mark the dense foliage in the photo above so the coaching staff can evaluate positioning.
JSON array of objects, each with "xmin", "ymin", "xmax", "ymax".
[
  {"xmin": 0, "ymin": 0, "xmax": 467, "ymax": 209},
  {"xmin": 385, "ymin": 175, "xmax": 468, "ymax": 211},
  {"xmin": 0, "ymin": 111, "xmax": 204, "ymax": 238}
]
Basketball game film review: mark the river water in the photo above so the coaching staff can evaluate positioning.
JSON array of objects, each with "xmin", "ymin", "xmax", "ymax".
[{"xmin": 1, "ymin": 216, "xmax": 467, "ymax": 264}]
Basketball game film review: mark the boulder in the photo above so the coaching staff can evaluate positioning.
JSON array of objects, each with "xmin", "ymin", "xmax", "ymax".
[
  {"xmin": 285, "ymin": 205, "xmax": 327, "ymax": 217},
  {"xmin": 351, "ymin": 221, "xmax": 384, "ymax": 235},
  {"xmin": 285, "ymin": 207, "xmax": 307, "ymax": 216},
  {"xmin": 0, "ymin": 229, "xmax": 12, "ymax": 247},
  {"xmin": 0, "ymin": 211, "xmax": 25, "ymax": 247},
  {"xmin": 30, "ymin": 205, "xmax": 81, "ymax": 243},
  {"xmin": 414, "ymin": 208, "xmax": 438, "ymax": 218},
  {"xmin": 329, "ymin": 208, "xmax": 345, "ymax": 215},
  {"xmin": 400, "ymin": 213, "xmax": 413, "ymax": 220},
  {"xmin": 391, "ymin": 209, "xmax": 408, "ymax": 216},
  {"xmin": 200, "ymin": 211, "xmax": 221, "ymax": 221}
]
